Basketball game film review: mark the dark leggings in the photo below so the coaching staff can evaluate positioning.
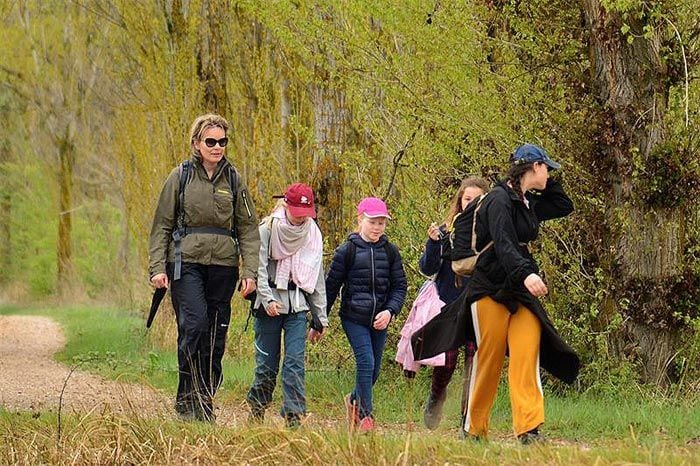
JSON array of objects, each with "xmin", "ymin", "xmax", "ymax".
[{"xmin": 430, "ymin": 342, "xmax": 477, "ymax": 413}]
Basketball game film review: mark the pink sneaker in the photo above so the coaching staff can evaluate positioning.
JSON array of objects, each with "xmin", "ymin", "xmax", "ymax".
[
  {"xmin": 358, "ymin": 416, "xmax": 375, "ymax": 432},
  {"xmin": 344, "ymin": 394, "xmax": 359, "ymax": 428}
]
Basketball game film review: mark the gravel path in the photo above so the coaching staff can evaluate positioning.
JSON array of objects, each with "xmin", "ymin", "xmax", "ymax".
[
  {"xmin": 0, "ymin": 315, "xmax": 171, "ymax": 418},
  {"xmin": 0, "ymin": 315, "xmax": 259, "ymax": 426}
]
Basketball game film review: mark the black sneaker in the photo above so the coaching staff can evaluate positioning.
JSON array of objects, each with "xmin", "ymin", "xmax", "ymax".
[
  {"xmin": 248, "ymin": 404, "xmax": 265, "ymax": 423},
  {"xmin": 285, "ymin": 413, "xmax": 302, "ymax": 429},
  {"xmin": 518, "ymin": 428, "xmax": 544, "ymax": 445},
  {"xmin": 423, "ymin": 392, "xmax": 446, "ymax": 430}
]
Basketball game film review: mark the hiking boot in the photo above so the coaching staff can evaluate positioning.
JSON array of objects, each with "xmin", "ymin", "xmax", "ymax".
[
  {"xmin": 460, "ymin": 429, "xmax": 485, "ymax": 442},
  {"xmin": 344, "ymin": 394, "xmax": 359, "ymax": 428},
  {"xmin": 248, "ymin": 404, "xmax": 265, "ymax": 423},
  {"xmin": 195, "ymin": 409, "xmax": 216, "ymax": 424},
  {"xmin": 518, "ymin": 428, "xmax": 544, "ymax": 445},
  {"xmin": 177, "ymin": 410, "xmax": 198, "ymax": 422},
  {"xmin": 423, "ymin": 392, "xmax": 446, "ymax": 430},
  {"xmin": 358, "ymin": 416, "xmax": 375, "ymax": 433},
  {"xmin": 285, "ymin": 413, "xmax": 302, "ymax": 429},
  {"xmin": 175, "ymin": 401, "xmax": 198, "ymax": 422}
]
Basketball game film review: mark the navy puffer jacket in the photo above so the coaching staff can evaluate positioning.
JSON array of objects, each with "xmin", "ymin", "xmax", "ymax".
[{"xmin": 326, "ymin": 233, "xmax": 408, "ymax": 327}]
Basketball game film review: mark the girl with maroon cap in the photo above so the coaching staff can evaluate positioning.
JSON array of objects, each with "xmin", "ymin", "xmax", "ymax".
[{"xmin": 246, "ymin": 183, "xmax": 328, "ymax": 428}]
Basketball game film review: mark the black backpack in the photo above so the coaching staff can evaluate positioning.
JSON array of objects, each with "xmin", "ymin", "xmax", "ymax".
[
  {"xmin": 450, "ymin": 193, "xmax": 493, "ymax": 276},
  {"xmin": 171, "ymin": 160, "xmax": 239, "ymax": 280}
]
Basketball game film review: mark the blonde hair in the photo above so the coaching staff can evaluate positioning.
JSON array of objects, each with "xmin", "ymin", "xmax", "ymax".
[
  {"xmin": 189, "ymin": 114, "xmax": 230, "ymax": 155},
  {"xmin": 444, "ymin": 176, "xmax": 490, "ymax": 229}
]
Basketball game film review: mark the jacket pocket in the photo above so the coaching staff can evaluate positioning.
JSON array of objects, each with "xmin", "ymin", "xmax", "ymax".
[{"xmin": 214, "ymin": 189, "xmax": 234, "ymax": 225}]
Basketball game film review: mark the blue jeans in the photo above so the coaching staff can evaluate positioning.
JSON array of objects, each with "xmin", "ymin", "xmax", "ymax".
[
  {"xmin": 342, "ymin": 319, "xmax": 388, "ymax": 419},
  {"xmin": 247, "ymin": 312, "xmax": 307, "ymax": 417}
]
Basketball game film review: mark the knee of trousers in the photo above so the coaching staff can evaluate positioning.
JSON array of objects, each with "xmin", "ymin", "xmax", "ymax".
[{"xmin": 355, "ymin": 352, "xmax": 375, "ymax": 371}]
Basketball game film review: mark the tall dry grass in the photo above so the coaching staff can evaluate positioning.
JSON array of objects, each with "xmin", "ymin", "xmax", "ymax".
[{"xmin": 1, "ymin": 410, "xmax": 697, "ymax": 465}]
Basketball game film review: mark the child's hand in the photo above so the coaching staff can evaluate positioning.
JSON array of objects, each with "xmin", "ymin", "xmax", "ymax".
[
  {"xmin": 428, "ymin": 222, "xmax": 442, "ymax": 241},
  {"xmin": 373, "ymin": 310, "xmax": 392, "ymax": 330},
  {"xmin": 266, "ymin": 301, "xmax": 281, "ymax": 316},
  {"xmin": 308, "ymin": 327, "xmax": 326, "ymax": 344}
]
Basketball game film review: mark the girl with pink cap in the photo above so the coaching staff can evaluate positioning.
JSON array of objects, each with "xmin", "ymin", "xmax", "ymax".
[{"xmin": 325, "ymin": 197, "xmax": 408, "ymax": 432}]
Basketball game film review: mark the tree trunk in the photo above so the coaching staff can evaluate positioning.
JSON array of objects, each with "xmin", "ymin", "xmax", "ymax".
[
  {"xmin": 582, "ymin": 0, "xmax": 683, "ymax": 385},
  {"xmin": 57, "ymin": 133, "xmax": 75, "ymax": 291},
  {"xmin": 198, "ymin": 0, "xmax": 230, "ymax": 115},
  {"xmin": 0, "ymin": 190, "xmax": 10, "ymax": 283},
  {"xmin": 310, "ymin": 84, "xmax": 348, "ymax": 249}
]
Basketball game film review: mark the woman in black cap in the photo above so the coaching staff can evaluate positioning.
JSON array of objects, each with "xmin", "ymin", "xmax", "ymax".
[{"xmin": 413, "ymin": 143, "xmax": 579, "ymax": 443}]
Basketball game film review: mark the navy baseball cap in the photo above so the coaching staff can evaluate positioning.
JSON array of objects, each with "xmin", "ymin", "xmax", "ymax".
[{"xmin": 511, "ymin": 144, "xmax": 561, "ymax": 170}]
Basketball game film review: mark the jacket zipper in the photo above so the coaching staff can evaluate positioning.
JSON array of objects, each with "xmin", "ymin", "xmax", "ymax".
[
  {"xmin": 370, "ymin": 247, "xmax": 377, "ymax": 324},
  {"xmin": 242, "ymin": 190, "xmax": 252, "ymax": 218}
]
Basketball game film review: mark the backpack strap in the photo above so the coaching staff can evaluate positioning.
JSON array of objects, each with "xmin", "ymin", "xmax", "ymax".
[
  {"xmin": 172, "ymin": 160, "xmax": 192, "ymax": 281},
  {"xmin": 383, "ymin": 242, "xmax": 397, "ymax": 267},
  {"xmin": 471, "ymin": 194, "xmax": 493, "ymax": 254},
  {"xmin": 343, "ymin": 241, "xmax": 356, "ymax": 271}
]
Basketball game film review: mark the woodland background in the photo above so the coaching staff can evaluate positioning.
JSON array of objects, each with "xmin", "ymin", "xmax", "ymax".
[{"xmin": 0, "ymin": 0, "xmax": 699, "ymax": 393}]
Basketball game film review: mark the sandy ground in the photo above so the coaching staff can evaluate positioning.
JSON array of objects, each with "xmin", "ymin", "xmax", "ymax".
[
  {"xmin": 0, "ymin": 315, "xmax": 175, "ymax": 418},
  {"xmin": 0, "ymin": 315, "xmax": 379, "ymax": 430}
]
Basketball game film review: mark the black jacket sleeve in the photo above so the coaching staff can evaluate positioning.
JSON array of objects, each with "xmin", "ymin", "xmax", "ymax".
[
  {"xmin": 486, "ymin": 192, "xmax": 537, "ymax": 286},
  {"xmin": 419, "ymin": 236, "xmax": 443, "ymax": 277},
  {"xmin": 529, "ymin": 178, "xmax": 574, "ymax": 222},
  {"xmin": 325, "ymin": 243, "xmax": 349, "ymax": 314},
  {"xmin": 385, "ymin": 244, "xmax": 408, "ymax": 316}
]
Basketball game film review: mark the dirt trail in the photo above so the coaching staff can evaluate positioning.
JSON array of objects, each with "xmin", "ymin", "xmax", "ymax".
[
  {"xmin": 0, "ymin": 315, "xmax": 175, "ymax": 418},
  {"xmin": 0, "ymin": 315, "xmax": 419, "ymax": 431}
]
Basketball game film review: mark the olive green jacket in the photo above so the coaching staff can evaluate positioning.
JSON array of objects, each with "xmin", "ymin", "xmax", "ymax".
[{"xmin": 148, "ymin": 155, "xmax": 260, "ymax": 280}]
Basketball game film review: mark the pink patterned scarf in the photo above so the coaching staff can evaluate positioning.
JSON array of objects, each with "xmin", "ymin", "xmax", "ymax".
[{"xmin": 268, "ymin": 207, "xmax": 323, "ymax": 293}]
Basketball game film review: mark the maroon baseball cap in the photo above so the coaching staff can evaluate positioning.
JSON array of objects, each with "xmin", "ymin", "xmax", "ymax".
[{"xmin": 284, "ymin": 183, "xmax": 316, "ymax": 218}]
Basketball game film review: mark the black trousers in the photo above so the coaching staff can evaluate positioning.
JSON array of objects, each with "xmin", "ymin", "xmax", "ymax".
[{"xmin": 167, "ymin": 262, "xmax": 238, "ymax": 419}]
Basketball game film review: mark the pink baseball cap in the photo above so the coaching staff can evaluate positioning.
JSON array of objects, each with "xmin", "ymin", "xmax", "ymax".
[
  {"xmin": 357, "ymin": 197, "xmax": 392, "ymax": 219},
  {"xmin": 284, "ymin": 183, "xmax": 316, "ymax": 218}
]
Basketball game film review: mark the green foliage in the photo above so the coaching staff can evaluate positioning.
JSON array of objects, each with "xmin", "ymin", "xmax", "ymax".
[
  {"xmin": 2, "ymin": 161, "xmax": 58, "ymax": 296},
  {"xmin": 1, "ymin": 0, "xmax": 699, "ymax": 387}
]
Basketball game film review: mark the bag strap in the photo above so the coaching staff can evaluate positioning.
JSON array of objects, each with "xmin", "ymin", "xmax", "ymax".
[
  {"xmin": 173, "ymin": 160, "xmax": 192, "ymax": 280},
  {"xmin": 470, "ymin": 194, "xmax": 494, "ymax": 254}
]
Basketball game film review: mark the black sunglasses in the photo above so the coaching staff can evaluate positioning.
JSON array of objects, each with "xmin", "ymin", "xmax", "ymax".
[{"xmin": 203, "ymin": 137, "xmax": 228, "ymax": 148}]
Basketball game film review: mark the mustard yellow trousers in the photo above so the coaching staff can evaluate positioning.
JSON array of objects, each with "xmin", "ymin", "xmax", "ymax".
[{"xmin": 465, "ymin": 296, "xmax": 543, "ymax": 438}]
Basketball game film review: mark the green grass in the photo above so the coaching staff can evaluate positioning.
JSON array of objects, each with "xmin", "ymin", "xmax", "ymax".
[
  {"xmin": 0, "ymin": 409, "xmax": 697, "ymax": 465},
  {"xmin": 1, "ymin": 304, "xmax": 698, "ymax": 464}
]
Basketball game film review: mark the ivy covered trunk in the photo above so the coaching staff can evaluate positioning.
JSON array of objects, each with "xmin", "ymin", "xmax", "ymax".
[
  {"xmin": 311, "ymin": 84, "xmax": 348, "ymax": 249},
  {"xmin": 583, "ymin": 0, "xmax": 689, "ymax": 385}
]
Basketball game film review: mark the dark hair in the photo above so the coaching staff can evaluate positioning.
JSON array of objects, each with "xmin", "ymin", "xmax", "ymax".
[
  {"xmin": 445, "ymin": 176, "xmax": 490, "ymax": 227},
  {"xmin": 506, "ymin": 162, "xmax": 534, "ymax": 201}
]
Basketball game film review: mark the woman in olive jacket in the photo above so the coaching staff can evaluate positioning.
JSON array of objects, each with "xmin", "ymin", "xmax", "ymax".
[
  {"xmin": 412, "ymin": 144, "xmax": 579, "ymax": 444},
  {"xmin": 148, "ymin": 114, "xmax": 260, "ymax": 422}
]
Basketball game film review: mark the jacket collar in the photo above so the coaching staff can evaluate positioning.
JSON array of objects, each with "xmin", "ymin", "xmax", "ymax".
[
  {"xmin": 348, "ymin": 232, "xmax": 388, "ymax": 248},
  {"xmin": 190, "ymin": 155, "xmax": 231, "ymax": 181}
]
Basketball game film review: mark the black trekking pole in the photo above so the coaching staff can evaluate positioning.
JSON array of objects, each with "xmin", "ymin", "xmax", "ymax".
[{"xmin": 146, "ymin": 287, "xmax": 167, "ymax": 328}]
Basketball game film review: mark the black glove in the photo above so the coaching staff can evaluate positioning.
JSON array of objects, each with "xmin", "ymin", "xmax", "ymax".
[{"xmin": 308, "ymin": 312, "xmax": 324, "ymax": 332}]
